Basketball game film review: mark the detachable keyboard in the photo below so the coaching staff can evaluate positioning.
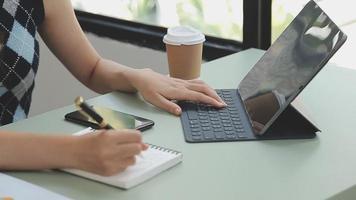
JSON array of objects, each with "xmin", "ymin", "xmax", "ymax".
[{"xmin": 179, "ymin": 89, "xmax": 254, "ymax": 142}]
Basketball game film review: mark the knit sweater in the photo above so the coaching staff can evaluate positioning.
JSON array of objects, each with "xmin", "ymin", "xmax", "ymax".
[{"xmin": 0, "ymin": 0, "xmax": 44, "ymax": 125}]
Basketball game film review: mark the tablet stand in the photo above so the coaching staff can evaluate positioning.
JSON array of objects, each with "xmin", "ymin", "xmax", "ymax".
[{"xmin": 257, "ymin": 104, "xmax": 319, "ymax": 140}]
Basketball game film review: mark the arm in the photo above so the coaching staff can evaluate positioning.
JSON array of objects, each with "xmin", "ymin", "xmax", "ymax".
[
  {"xmin": 0, "ymin": 131, "xmax": 78, "ymax": 170},
  {"xmin": 0, "ymin": 130, "xmax": 147, "ymax": 176},
  {"xmin": 39, "ymin": 0, "xmax": 226, "ymax": 115},
  {"xmin": 38, "ymin": 0, "xmax": 134, "ymax": 93}
]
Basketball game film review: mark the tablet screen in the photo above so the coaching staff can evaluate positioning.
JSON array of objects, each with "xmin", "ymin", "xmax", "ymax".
[{"xmin": 238, "ymin": 0, "xmax": 347, "ymax": 135}]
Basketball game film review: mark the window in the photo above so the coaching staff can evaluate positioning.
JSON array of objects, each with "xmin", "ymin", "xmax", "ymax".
[
  {"xmin": 71, "ymin": 0, "xmax": 273, "ymax": 60},
  {"xmin": 272, "ymin": 0, "xmax": 355, "ymax": 68},
  {"xmin": 72, "ymin": 0, "xmax": 243, "ymax": 41},
  {"xmin": 272, "ymin": 0, "xmax": 309, "ymax": 42}
]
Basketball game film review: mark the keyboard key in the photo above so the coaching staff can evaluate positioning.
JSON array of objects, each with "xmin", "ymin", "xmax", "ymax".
[
  {"xmin": 201, "ymin": 123, "xmax": 210, "ymax": 127},
  {"xmin": 237, "ymin": 133, "xmax": 247, "ymax": 138},
  {"xmin": 198, "ymin": 105, "xmax": 208, "ymax": 111},
  {"xmin": 220, "ymin": 112, "xmax": 229, "ymax": 116},
  {"xmin": 226, "ymin": 131, "xmax": 235, "ymax": 135},
  {"xmin": 222, "ymin": 90, "xmax": 231, "ymax": 95},
  {"xmin": 211, "ymin": 121, "xmax": 220, "ymax": 125},
  {"xmin": 208, "ymin": 113, "xmax": 219, "ymax": 118},
  {"xmin": 212, "ymin": 125, "xmax": 222, "ymax": 128},
  {"xmin": 230, "ymin": 114, "xmax": 239, "ymax": 118},
  {"xmin": 190, "ymin": 124, "xmax": 200, "ymax": 128},
  {"xmin": 223, "ymin": 124, "xmax": 232, "ymax": 127},
  {"xmin": 202, "ymin": 127, "xmax": 211, "ymax": 131},
  {"xmin": 192, "ymin": 136, "xmax": 202, "ymax": 140},
  {"xmin": 214, "ymin": 132, "xmax": 225, "ymax": 139},
  {"xmin": 226, "ymin": 134, "xmax": 236, "ymax": 139},
  {"xmin": 187, "ymin": 110, "xmax": 198, "ymax": 120},
  {"xmin": 210, "ymin": 117, "xmax": 219, "ymax": 121},
  {"xmin": 191, "ymin": 132, "xmax": 202, "ymax": 136},
  {"xmin": 199, "ymin": 116, "xmax": 209, "ymax": 120},
  {"xmin": 224, "ymin": 127, "xmax": 233, "ymax": 131},
  {"xmin": 234, "ymin": 125, "xmax": 243, "ymax": 129},
  {"xmin": 214, "ymin": 128, "xmax": 224, "ymax": 132},
  {"xmin": 204, "ymin": 132, "xmax": 214, "ymax": 140},
  {"xmin": 191, "ymin": 128, "xmax": 201, "ymax": 132},
  {"xmin": 190, "ymin": 120, "xmax": 198, "ymax": 124}
]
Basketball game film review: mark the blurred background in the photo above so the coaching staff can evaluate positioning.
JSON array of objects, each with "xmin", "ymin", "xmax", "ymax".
[
  {"xmin": 30, "ymin": 0, "xmax": 355, "ymax": 116},
  {"xmin": 71, "ymin": 0, "xmax": 355, "ymax": 68}
]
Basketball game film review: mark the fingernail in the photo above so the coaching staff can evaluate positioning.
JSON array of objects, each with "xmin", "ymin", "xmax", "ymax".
[
  {"xmin": 175, "ymin": 108, "xmax": 181, "ymax": 115},
  {"xmin": 220, "ymin": 102, "xmax": 227, "ymax": 107},
  {"xmin": 142, "ymin": 143, "xmax": 149, "ymax": 150}
]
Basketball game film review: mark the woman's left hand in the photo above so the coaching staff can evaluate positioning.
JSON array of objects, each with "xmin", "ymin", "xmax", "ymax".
[{"xmin": 126, "ymin": 68, "xmax": 226, "ymax": 115}]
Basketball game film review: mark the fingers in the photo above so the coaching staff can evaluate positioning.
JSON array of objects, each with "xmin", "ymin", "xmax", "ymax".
[
  {"xmin": 172, "ymin": 79, "xmax": 226, "ymax": 107},
  {"xmin": 141, "ymin": 143, "xmax": 149, "ymax": 150},
  {"xmin": 174, "ymin": 89, "xmax": 225, "ymax": 108},
  {"xmin": 147, "ymin": 93, "xmax": 182, "ymax": 115},
  {"xmin": 115, "ymin": 143, "xmax": 143, "ymax": 159},
  {"xmin": 186, "ymin": 83, "xmax": 226, "ymax": 106},
  {"xmin": 104, "ymin": 129, "xmax": 143, "ymax": 144},
  {"xmin": 120, "ymin": 156, "xmax": 136, "ymax": 167},
  {"xmin": 103, "ymin": 130, "xmax": 147, "ymax": 158},
  {"xmin": 103, "ymin": 156, "xmax": 137, "ymax": 176},
  {"xmin": 80, "ymin": 130, "xmax": 149, "ymax": 176},
  {"xmin": 145, "ymin": 81, "xmax": 226, "ymax": 115}
]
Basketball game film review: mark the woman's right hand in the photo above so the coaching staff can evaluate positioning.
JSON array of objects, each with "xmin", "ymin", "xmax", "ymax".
[{"xmin": 73, "ymin": 129, "xmax": 147, "ymax": 176}]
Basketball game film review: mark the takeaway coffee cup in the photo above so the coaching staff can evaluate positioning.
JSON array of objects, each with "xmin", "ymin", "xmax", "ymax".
[{"xmin": 163, "ymin": 26, "xmax": 205, "ymax": 80}]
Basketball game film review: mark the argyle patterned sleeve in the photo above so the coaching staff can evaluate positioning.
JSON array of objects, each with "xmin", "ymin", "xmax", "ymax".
[{"xmin": 0, "ymin": 0, "xmax": 44, "ymax": 125}]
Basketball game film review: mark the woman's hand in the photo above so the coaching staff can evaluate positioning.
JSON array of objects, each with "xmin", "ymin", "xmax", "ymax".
[
  {"xmin": 74, "ymin": 129, "xmax": 147, "ymax": 176},
  {"xmin": 126, "ymin": 68, "xmax": 226, "ymax": 115}
]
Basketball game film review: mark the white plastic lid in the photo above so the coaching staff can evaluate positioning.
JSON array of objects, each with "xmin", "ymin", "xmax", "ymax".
[{"xmin": 163, "ymin": 26, "xmax": 205, "ymax": 46}]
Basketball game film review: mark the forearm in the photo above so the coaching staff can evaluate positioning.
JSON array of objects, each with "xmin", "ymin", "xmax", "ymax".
[
  {"xmin": 86, "ymin": 58, "xmax": 139, "ymax": 94},
  {"xmin": 0, "ymin": 132, "xmax": 79, "ymax": 170}
]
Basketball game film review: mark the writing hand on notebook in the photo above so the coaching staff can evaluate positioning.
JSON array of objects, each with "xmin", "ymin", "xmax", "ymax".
[
  {"xmin": 126, "ymin": 68, "xmax": 226, "ymax": 115},
  {"xmin": 74, "ymin": 129, "xmax": 148, "ymax": 176}
]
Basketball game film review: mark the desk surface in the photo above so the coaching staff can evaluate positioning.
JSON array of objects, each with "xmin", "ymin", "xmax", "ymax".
[{"xmin": 2, "ymin": 49, "xmax": 356, "ymax": 200}]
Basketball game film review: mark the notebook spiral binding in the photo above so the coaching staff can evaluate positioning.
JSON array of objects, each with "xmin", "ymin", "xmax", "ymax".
[{"xmin": 148, "ymin": 144, "xmax": 181, "ymax": 155}]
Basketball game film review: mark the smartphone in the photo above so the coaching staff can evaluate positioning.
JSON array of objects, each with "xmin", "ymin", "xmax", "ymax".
[{"xmin": 65, "ymin": 106, "xmax": 154, "ymax": 131}]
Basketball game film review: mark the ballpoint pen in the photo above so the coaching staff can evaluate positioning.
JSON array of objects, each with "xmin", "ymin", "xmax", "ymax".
[{"xmin": 74, "ymin": 96, "xmax": 114, "ymax": 130}]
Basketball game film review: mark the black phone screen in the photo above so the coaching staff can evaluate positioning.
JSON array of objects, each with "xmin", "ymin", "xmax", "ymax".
[{"xmin": 65, "ymin": 106, "xmax": 154, "ymax": 131}]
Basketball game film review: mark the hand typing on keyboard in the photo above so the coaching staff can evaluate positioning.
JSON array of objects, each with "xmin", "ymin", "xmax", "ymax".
[
  {"xmin": 128, "ymin": 70, "xmax": 227, "ymax": 115},
  {"xmin": 180, "ymin": 90, "xmax": 248, "ymax": 142}
]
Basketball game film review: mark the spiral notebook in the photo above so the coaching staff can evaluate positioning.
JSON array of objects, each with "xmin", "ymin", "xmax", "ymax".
[{"xmin": 64, "ymin": 128, "xmax": 183, "ymax": 189}]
